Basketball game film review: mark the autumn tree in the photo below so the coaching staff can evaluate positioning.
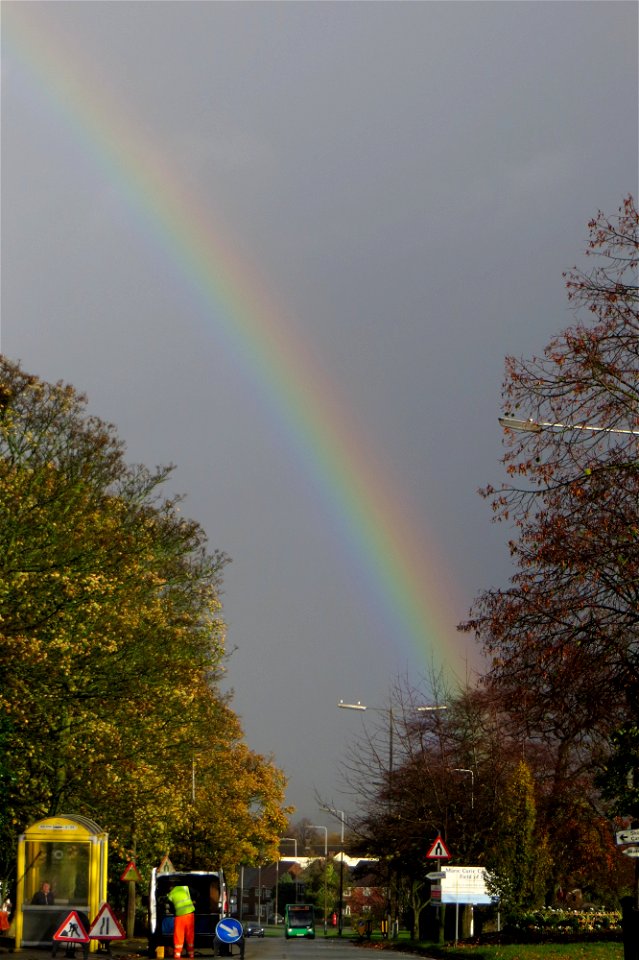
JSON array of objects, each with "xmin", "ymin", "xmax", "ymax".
[
  {"xmin": 487, "ymin": 761, "xmax": 549, "ymax": 913},
  {"xmin": 0, "ymin": 358, "xmax": 288, "ymax": 888},
  {"xmin": 336, "ymin": 676, "xmax": 530, "ymax": 936},
  {"xmin": 463, "ymin": 196, "xmax": 639, "ymax": 899}
]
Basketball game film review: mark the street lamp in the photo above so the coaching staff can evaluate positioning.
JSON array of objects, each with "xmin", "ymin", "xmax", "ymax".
[
  {"xmin": 338, "ymin": 700, "xmax": 447, "ymax": 777},
  {"xmin": 338, "ymin": 699, "xmax": 447, "ymax": 938},
  {"xmin": 280, "ymin": 837, "xmax": 298, "ymax": 857},
  {"xmin": 453, "ymin": 768, "xmax": 474, "ymax": 810},
  {"xmin": 275, "ymin": 838, "xmax": 298, "ymax": 924},
  {"xmin": 499, "ymin": 414, "xmax": 639, "ymax": 436},
  {"xmin": 321, "ymin": 807, "xmax": 345, "ymax": 936},
  {"xmin": 309, "ymin": 825, "xmax": 328, "ymax": 936}
]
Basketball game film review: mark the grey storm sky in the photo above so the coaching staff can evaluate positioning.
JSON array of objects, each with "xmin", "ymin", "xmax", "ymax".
[{"xmin": 2, "ymin": 1, "xmax": 638, "ymax": 823}]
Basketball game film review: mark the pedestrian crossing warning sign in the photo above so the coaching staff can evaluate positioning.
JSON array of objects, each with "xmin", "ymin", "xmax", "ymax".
[
  {"xmin": 53, "ymin": 912, "xmax": 90, "ymax": 943},
  {"xmin": 426, "ymin": 835, "xmax": 451, "ymax": 859},
  {"xmin": 88, "ymin": 903, "xmax": 126, "ymax": 941}
]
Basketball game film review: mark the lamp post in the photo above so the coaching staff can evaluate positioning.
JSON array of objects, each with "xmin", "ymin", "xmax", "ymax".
[
  {"xmin": 309, "ymin": 825, "xmax": 328, "ymax": 936},
  {"xmin": 280, "ymin": 837, "xmax": 298, "ymax": 857},
  {"xmin": 337, "ymin": 700, "xmax": 447, "ymax": 784},
  {"xmin": 321, "ymin": 807, "xmax": 345, "ymax": 936},
  {"xmin": 338, "ymin": 699, "xmax": 447, "ymax": 937},
  {"xmin": 274, "ymin": 838, "xmax": 298, "ymax": 925},
  {"xmin": 453, "ymin": 768, "xmax": 474, "ymax": 810}
]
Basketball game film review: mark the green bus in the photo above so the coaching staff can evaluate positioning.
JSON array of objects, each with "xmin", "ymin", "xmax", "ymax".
[{"xmin": 284, "ymin": 904, "xmax": 315, "ymax": 939}]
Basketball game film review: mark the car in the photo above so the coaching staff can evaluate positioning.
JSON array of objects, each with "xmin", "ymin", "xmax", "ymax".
[{"xmin": 245, "ymin": 923, "xmax": 264, "ymax": 938}]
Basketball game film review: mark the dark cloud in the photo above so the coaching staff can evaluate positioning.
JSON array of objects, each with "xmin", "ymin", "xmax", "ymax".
[{"xmin": 2, "ymin": 0, "xmax": 637, "ymax": 818}]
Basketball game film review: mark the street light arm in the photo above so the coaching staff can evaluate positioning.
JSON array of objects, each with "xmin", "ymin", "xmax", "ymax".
[
  {"xmin": 280, "ymin": 836, "xmax": 298, "ymax": 857},
  {"xmin": 453, "ymin": 768, "xmax": 474, "ymax": 810},
  {"xmin": 499, "ymin": 414, "xmax": 639, "ymax": 436},
  {"xmin": 320, "ymin": 806, "xmax": 346, "ymax": 842}
]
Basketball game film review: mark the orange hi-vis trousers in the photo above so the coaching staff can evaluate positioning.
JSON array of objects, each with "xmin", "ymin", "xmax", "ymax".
[{"xmin": 173, "ymin": 912, "xmax": 195, "ymax": 960}]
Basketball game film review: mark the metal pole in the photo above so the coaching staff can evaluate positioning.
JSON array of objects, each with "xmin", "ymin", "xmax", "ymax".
[
  {"xmin": 321, "ymin": 809, "xmax": 345, "ymax": 936},
  {"xmin": 387, "ymin": 706, "xmax": 393, "ymax": 940},
  {"xmin": 338, "ymin": 814, "xmax": 344, "ymax": 936},
  {"xmin": 309, "ymin": 826, "xmax": 328, "ymax": 935}
]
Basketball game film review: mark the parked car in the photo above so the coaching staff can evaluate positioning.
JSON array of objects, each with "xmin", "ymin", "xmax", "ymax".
[{"xmin": 245, "ymin": 923, "xmax": 264, "ymax": 938}]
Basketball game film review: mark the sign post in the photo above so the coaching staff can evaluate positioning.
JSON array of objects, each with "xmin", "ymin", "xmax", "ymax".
[
  {"xmin": 120, "ymin": 861, "xmax": 143, "ymax": 939},
  {"xmin": 425, "ymin": 835, "xmax": 451, "ymax": 942}
]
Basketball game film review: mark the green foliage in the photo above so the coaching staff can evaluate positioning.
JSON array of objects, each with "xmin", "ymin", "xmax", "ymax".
[
  {"xmin": 487, "ymin": 761, "xmax": 549, "ymax": 913},
  {"xmin": 299, "ymin": 858, "xmax": 340, "ymax": 913},
  {"xmin": 0, "ymin": 358, "xmax": 289, "ymax": 887},
  {"xmin": 596, "ymin": 724, "xmax": 639, "ymax": 818}
]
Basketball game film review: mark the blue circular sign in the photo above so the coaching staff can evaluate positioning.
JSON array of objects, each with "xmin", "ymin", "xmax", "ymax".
[{"xmin": 215, "ymin": 918, "xmax": 244, "ymax": 944}]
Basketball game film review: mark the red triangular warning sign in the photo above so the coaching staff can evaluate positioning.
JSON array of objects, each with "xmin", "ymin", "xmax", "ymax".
[
  {"xmin": 426, "ymin": 834, "xmax": 451, "ymax": 859},
  {"xmin": 120, "ymin": 860, "xmax": 143, "ymax": 882},
  {"xmin": 88, "ymin": 903, "xmax": 126, "ymax": 941},
  {"xmin": 53, "ymin": 912, "xmax": 90, "ymax": 943}
]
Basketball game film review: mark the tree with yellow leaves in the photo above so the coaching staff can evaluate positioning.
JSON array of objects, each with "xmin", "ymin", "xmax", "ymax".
[{"xmin": 0, "ymin": 358, "xmax": 288, "ymax": 889}]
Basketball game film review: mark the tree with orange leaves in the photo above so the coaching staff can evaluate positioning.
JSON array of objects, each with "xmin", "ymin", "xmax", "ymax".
[{"xmin": 464, "ymin": 196, "xmax": 639, "ymax": 901}]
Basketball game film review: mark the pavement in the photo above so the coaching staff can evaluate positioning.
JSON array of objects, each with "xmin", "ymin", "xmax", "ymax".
[{"xmin": 0, "ymin": 938, "xmax": 149, "ymax": 960}]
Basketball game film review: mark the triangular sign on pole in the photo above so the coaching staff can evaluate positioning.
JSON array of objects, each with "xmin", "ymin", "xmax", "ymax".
[
  {"xmin": 88, "ymin": 903, "xmax": 126, "ymax": 941},
  {"xmin": 53, "ymin": 912, "xmax": 90, "ymax": 943},
  {"xmin": 120, "ymin": 860, "xmax": 143, "ymax": 883},
  {"xmin": 158, "ymin": 855, "xmax": 175, "ymax": 874},
  {"xmin": 426, "ymin": 834, "xmax": 451, "ymax": 859}
]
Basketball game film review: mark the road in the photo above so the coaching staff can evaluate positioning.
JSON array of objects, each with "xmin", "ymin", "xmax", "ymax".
[{"xmin": 241, "ymin": 936, "xmax": 413, "ymax": 960}]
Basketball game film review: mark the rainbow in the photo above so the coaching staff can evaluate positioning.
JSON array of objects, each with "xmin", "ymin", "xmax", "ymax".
[{"xmin": 3, "ymin": 5, "xmax": 473, "ymax": 683}]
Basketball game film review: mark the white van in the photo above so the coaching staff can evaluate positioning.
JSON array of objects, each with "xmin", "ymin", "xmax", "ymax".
[{"xmin": 148, "ymin": 870, "xmax": 227, "ymax": 957}]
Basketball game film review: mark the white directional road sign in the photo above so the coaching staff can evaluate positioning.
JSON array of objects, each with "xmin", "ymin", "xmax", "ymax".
[
  {"xmin": 426, "ymin": 871, "xmax": 446, "ymax": 880},
  {"xmin": 616, "ymin": 828, "xmax": 639, "ymax": 846},
  {"xmin": 622, "ymin": 845, "xmax": 639, "ymax": 858}
]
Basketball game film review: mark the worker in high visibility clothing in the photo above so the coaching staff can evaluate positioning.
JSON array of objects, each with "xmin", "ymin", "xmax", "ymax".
[{"xmin": 166, "ymin": 883, "xmax": 196, "ymax": 960}]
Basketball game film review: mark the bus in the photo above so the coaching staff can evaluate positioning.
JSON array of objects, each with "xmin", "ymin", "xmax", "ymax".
[{"xmin": 284, "ymin": 903, "xmax": 315, "ymax": 939}]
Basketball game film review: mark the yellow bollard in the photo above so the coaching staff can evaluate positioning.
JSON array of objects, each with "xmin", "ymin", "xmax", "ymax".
[{"xmin": 155, "ymin": 948, "xmax": 165, "ymax": 958}]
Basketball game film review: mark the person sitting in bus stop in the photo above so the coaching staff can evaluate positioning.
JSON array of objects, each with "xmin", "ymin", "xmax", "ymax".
[
  {"xmin": 32, "ymin": 882, "xmax": 55, "ymax": 905},
  {"xmin": 166, "ymin": 882, "xmax": 196, "ymax": 960}
]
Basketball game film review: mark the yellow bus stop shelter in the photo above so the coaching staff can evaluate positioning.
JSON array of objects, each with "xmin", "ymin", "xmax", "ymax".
[{"xmin": 15, "ymin": 815, "xmax": 109, "ymax": 950}]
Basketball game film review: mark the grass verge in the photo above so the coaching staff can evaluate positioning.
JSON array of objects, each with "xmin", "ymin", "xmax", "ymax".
[{"xmin": 353, "ymin": 934, "xmax": 623, "ymax": 960}]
